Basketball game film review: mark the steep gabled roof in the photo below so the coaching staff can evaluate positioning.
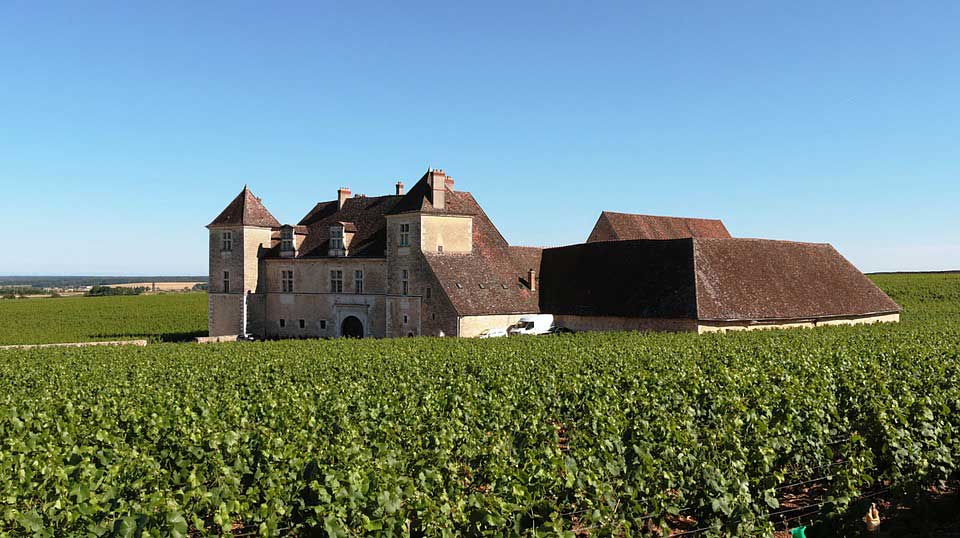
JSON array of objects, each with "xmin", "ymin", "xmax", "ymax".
[
  {"xmin": 588, "ymin": 211, "xmax": 730, "ymax": 242},
  {"xmin": 538, "ymin": 238, "xmax": 900, "ymax": 322},
  {"xmin": 295, "ymin": 195, "xmax": 402, "ymax": 258},
  {"xmin": 693, "ymin": 238, "xmax": 900, "ymax": 321},
  {"xmin": 208, "ymin": 186, "xmax": 281, "ymax": 228}
]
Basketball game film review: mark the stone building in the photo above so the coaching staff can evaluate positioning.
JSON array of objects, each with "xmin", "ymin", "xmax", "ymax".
[{"xmin": 207, "ymin": 169, "xmax": 899, "ymax": 338}]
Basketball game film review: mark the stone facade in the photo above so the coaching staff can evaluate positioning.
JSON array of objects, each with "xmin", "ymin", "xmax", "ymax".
[{"xmin": 206, "ymin": 170, "xmax": 901, "ymax": 340}]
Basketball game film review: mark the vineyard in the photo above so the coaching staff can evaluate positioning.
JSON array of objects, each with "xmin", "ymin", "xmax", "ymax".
[
  {"xmin": 0, "ymin": 274, "xmax": 958, "ymax": 536},
  {"xmin": 0, "ymin": 292, "xmax": 208, "ymax": 345}
]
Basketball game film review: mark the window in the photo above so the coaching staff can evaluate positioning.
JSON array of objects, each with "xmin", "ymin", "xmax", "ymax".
[
  {"xmin": 222, "ymin": 231, "xmax": 233, "ymax": 252},
  {"xmin": 399, "ymin": 223, "xmax": 410, "ymax": 247},
  {"xmin": 279, "ymin": 319, "xmax": 286, "ymax": 328},
  {"xmin": 401, "ymin": 269, "xmax": 408, "ymax": 296},
  {"xmin": 330, "ymin": 226, "xmax": 344, "ymax": 251},
  {"xmin": 281, "ymin": 270, "xmax": 294, "ymax": 293},
  {"xmin": 299, "ymin": 319, "xmax": 305, "ymax": 329},
  {"xmin": 403, "ymin": 315, "xmax": 408, "ymax": 324},
  {"xmin": 281, "ymin": 228, "xmax": 294, "ymax": 251},
  {"xmin": 425, "ymin": 286, "xmax": 431, "ymax": 299},
  {"xmin": 330, "ymin": 270, "xmax": 343, "ymax": 293},
  {"xmin": 354, "ymin": 270, "xmax": 364, "ymax": 294},
  {"xmin": 437, "ymin": 245, "xmax": 443, "ymax": 253},
  {"xmin": 319, "ymin": 320, "xmax": 327, "ymax": 329},
  {"xmin": 432, "ymin": 313, "xmax": 436, "ymax": 320},
  {"xmin": 223, "ymin": 271, "xmax": 230, "ymax": 293}
]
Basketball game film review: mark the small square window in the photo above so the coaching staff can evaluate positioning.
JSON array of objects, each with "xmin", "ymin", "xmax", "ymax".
[
  {"xmin": 431, "ymin": 313, "xmax": 436, "ymax": 320},
  {"xmin": 320, "ymin": 320, "xmax": 327, "ymax": 329},
  {"xmin": 299, "ymin": 319, "xmax": 305, "ymax": 329},
  {"xmin": 437, "ymin": 245, "xmax": 443, "ymax": 253},
  {"xmin": 279, "ymin": 319, "xmax": 286, "ymax": 328}
]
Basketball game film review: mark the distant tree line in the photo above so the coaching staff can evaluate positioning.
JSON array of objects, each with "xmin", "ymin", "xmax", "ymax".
[
  {"xmin": 0, "ymin": 287, "xmax": 49, "ymax": 298},
  {"xmin": 85, "ymin": 286, "xmax": 147, "ymax": 297},
  {"xmin": 0, "ymin": 276, "xmax": 207, "ymax": 288}
]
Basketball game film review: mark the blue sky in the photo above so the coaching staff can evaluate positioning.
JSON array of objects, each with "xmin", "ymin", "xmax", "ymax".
[{"xmin": 1, "ymin": 1, "xmax": 957, "ymax": 275}]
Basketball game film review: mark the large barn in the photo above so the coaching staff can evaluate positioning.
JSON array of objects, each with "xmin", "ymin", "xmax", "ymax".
[{"xmin": 206, "ymin": 168, "xmax": 899, "ymax": 339}]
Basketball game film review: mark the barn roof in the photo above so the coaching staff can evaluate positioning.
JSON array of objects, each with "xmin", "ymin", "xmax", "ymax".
[
  {"xmin": 208, "ymin": 186, "xmax": 281, "ymax": 228},
  {"xmin": 588, "ymin": 211, "xmax": 730, "ymax": 242},
  {"xmin": 693, "ymin": 238, "xmax": 900, "ymax": 321},
  {"xmin": 539, "ymin": 238, "xmax": 900, "ymax": 322}
]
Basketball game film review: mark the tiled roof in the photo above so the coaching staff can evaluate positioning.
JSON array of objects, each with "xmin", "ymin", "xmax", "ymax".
[
  {"xmin": 588, "ymin": 211, "xmax": 730, "ymax": 242},
  {"xmin": 295, "ymin": 195, "xmax": 402, "ymax": 258},
  {"xmin": 693, "ymin": 238, "xmax": 901, "ymax": 321},
  {"xmin": 388, "ymin": 171, "xmax": 473, "ymax": 216},
  {"xmin": 421, "ymin": 191, "xmax": 541, "ymax": 316},
  {"xmin": 208, "ymin": 186, "xmax": 281, "ymax": 228},
  {"xmin": 539, "ymin": 238, "xmax": 900, "ymax": 322}
]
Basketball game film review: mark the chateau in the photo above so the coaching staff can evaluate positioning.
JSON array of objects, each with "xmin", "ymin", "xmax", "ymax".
[{"xmin": 207, "ymin": 169, "xmax": 900, "ymax": 339}]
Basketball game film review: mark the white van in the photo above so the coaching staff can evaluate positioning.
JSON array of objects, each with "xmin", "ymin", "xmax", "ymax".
[{"xmin": 508, "ymin": 314, "xmax": 555, "ymax": 336}]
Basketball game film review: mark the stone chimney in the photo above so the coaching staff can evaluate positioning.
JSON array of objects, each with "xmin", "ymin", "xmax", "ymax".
[
  {"xmin": 528, "ymin": 268, "xmax": 537, "ymax": 292},
  {"xmin": 395, "ymin": 180, "xmax": 404, "ymax": 196},
  {"xmin": 428, "ymin": 169, "xmax": 446, "ymax": 210},
  {"xmin": 337, "ymin": 187, "xmax": 351, "ymax": 210},
  {"xmin": 445, "ymin": 176, "xmax": 455, "ymax": 191}
]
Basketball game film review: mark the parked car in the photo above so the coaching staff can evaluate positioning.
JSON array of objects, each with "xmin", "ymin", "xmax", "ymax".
[
  {"xmin": 507, "ymin": 314, "xmax": 555, "ymax": 336},
  {"xmin": 478, "ymin": 327, "xmax": 508, "ymax": 338}
]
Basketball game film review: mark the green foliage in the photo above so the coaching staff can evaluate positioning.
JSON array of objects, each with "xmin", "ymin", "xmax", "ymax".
[
  {"xmin": 85, "ymin": 285, "xmax": 147, "ymax": 297},
  {"xmin": 0, "ymin": 275, "xmax": 957, "ymax": 536},
  {"xmin": 0, "ymin": 292, "xmax": 208, "ymax": 345}
]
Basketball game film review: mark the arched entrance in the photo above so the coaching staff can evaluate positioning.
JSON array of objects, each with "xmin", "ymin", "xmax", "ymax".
[{"xmin": 341, "ymin": 316, "xmax": 364, "ymax": 338}]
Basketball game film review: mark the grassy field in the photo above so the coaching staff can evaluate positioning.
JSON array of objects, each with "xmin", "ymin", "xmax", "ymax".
[
  {"xmin": 0, "ymin": 292, "xmax": 208, "ymax": 345},
  {"xmin": 0, "ymin": 275, "xmax": 957, "ymax": 536}
]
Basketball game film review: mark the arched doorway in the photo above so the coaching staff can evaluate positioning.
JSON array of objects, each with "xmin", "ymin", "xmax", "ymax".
[{"xmin": 341, "ymin": 316, "xmax": 363, "ymax": 338}]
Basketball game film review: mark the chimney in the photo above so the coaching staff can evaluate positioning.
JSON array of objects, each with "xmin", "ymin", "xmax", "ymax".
[
  {"xmin": 428, "ymin": 169, "xmax": 446, "ymax": 210},
  {"xmin": 444, "ymin": 176, "xmax": 455, "ymax": 191},
  {"xmin": 528, "ymin": 268, "xmax": 537, "ymax": 292},
  {"xmin": 395, "ymin": 180, "xmax": 404, "ymax": 195},
  {"xmin": 337, "ymin": 187, "xmax": 351, "ymax": 210}
]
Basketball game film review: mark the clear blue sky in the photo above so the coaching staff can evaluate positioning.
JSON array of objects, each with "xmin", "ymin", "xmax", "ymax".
[{"xmin": 1, "ymin": 1, "xmax": 957, "ymax": 275}]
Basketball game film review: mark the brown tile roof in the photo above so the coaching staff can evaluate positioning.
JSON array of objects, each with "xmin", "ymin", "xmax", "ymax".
[
  {"xmin": 388, "ymin": 170, "xmax": 475, "ymax": 216},
  {"xmin": 693, "ymin": 238, "xmax": 900, "ymax": 321},
  {"xmin": 421, "ymin": 192, "xmax": 540, "ymax": 316},
  {"xmin": 424, "ymin": 253, "xmax": 540, "ymax": 316},
  {"xmin": 208, "ymin": 186, "xmax": 281, "ymax": 228},
  {"xmin": 294, "ymin": 195, "xmax": 402, "ymax": 258},
  {"xmin": 588, "ymin": 211, "xmax": 730, "ymax": 242},
  {"xmin": 539, "ymin": 238, "xmax": 900, "ymax": 322}
]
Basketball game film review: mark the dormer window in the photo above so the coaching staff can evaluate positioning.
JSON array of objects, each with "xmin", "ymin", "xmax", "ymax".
[
  {"xmin": 279, "ymin": 226, "xmax": 297, "ymax": 258},
  {"xmin": 330, "ymin": 226, "xmax": 343, "ymax": 250},
  {"xmin": 222, "ymin": 231, "xmax": 233, "ymax": 252},
  {"xmin": 328, "ymin": 224, "xmax": 352, "ymax": 257}
]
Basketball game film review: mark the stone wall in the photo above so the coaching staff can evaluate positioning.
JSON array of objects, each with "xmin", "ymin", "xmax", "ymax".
[
  {"xmin": 420, "ymin": 214, "xmax": 472, "ymax": 254},
  {"xmin": 208, "ymin": 293, "xmax": 243, "ymax": 336},
  {"xmin": 697, "ymin": 312, "xmax": 900, "ymax": 333},
  {"xmin": 554, "ymin": 315, "xmax": 698, "ymax": 334}
]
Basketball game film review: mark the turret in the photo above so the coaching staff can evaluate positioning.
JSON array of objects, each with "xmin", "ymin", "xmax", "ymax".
[{"xmin": 206, "ymin": 186, "xmax": 280, "ymax": 336}]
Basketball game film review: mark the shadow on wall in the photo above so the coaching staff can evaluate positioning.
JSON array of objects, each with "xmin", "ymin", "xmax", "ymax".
[{"xmin": 92, "ymin": 331, "xmax": 208, "ymax": 343}]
